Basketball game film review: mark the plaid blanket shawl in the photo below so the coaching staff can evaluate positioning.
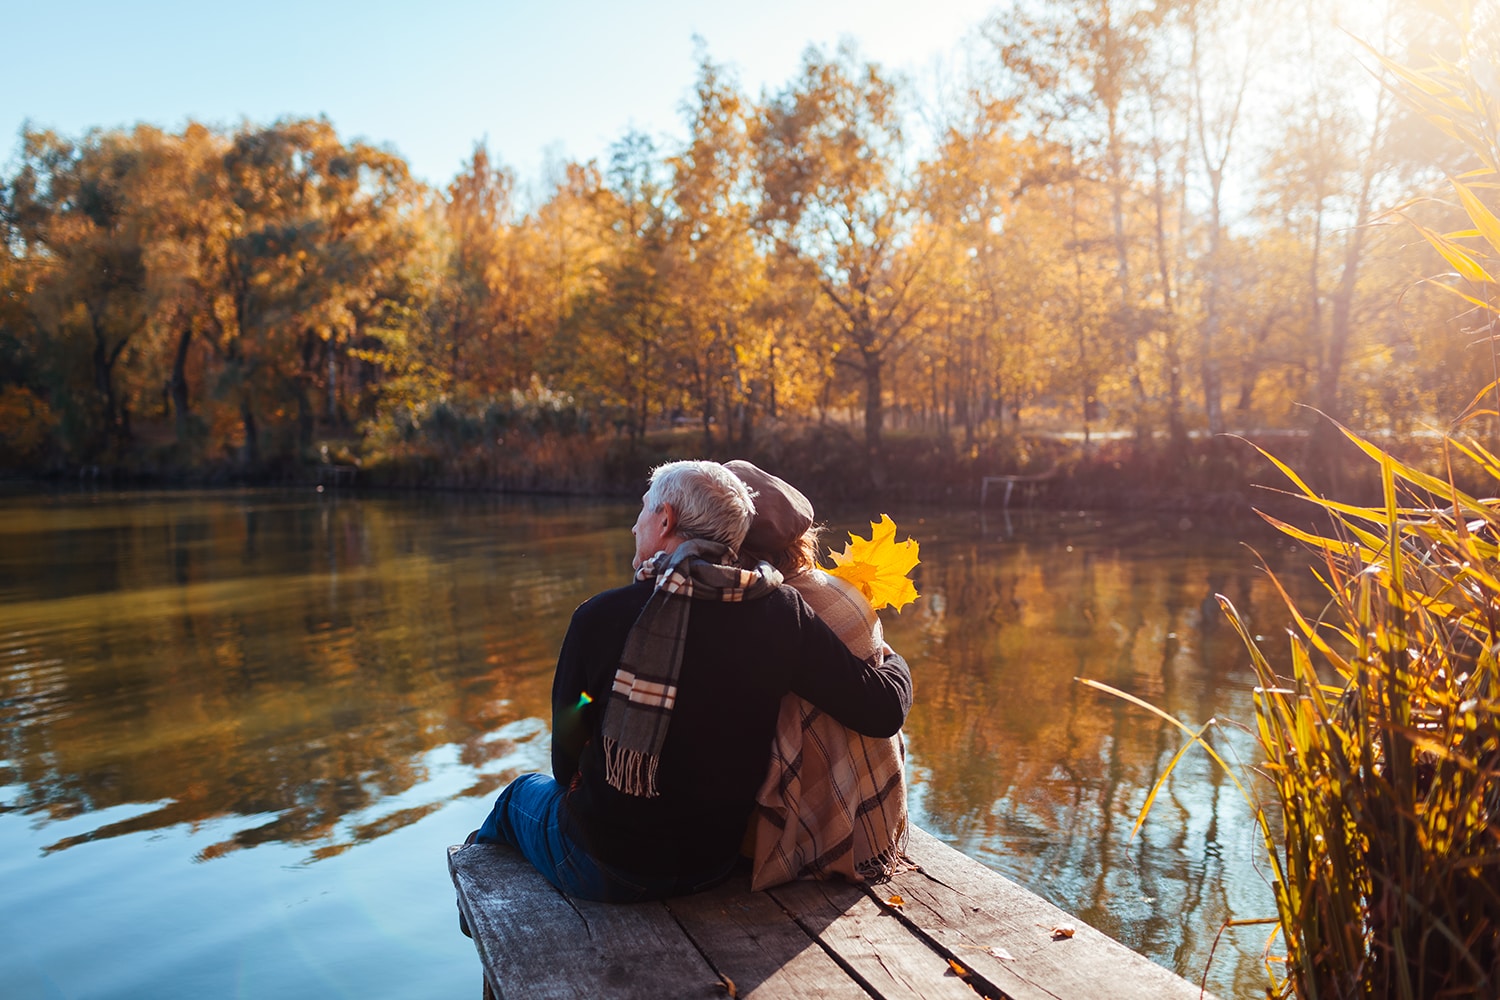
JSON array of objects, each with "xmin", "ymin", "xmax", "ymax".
[
  {"xmin": 748, "ymin": 568, "xmax": 910, "ymax": 890},
  {"xmin": 603, "ymin": 538, "xmax": 782, "ymax": 798}
]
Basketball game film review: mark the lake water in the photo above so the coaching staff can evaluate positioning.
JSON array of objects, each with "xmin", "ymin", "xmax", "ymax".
[{"xmin": 0, "ymin": 488, "xmax": 1319, "ymax": 999}]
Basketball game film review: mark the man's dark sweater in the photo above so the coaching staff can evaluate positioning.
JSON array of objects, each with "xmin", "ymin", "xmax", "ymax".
[{"xmin": 550, "ymin": 579, "xmax": 912, "ymax": 881}]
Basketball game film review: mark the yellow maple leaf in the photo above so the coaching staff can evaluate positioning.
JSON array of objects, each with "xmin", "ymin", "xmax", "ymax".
[{"xmin": 825, "ymin": 514, "xmax": 920, "ymax": 612}]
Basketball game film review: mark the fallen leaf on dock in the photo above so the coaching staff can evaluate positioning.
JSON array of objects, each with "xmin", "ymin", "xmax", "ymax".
[
  {"xmin": 1051, "ymin": 924, "xmax": 1076, "ymax": 940},
  {"xmin": 988, "ymin": 946, "xmax": 1016, "ymax": 961},
  {"xmin": 947, "ymin": 959, "xmax": 969, "ymax": 977},
  {"xmin": 885, "ymin": 894, "xmax": 905, "ymax": 908}
]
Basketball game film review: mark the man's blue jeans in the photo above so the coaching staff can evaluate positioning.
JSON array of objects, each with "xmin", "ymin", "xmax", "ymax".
[{"xmin": 474, "ymin": 772, "xmax": 734, "ymax": 902}]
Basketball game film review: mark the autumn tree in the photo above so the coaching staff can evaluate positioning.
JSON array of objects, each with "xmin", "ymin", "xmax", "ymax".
[
  {"xmin": 0, "ymin": 167, "xmax": 57, "ymax": 465},
  {"xmin": 1177, "ymin": 0, "xmax": 1271, "ymax": 437},
  {"xmin": 217, "ymin": 118, "xmax": 418, "ymax": 466},
  {"xmin": 434, "ymin": 143, "xmax": 531, "ymax": 392},
  {"xmin": 125, "ymin": 123, "xmax": 233, "ymax": 453},
  {"xmin": 1137, "ymin": 55, "xmax": 1193, "ymax": 452},
  {"xmin": 663, "ymin": 54, "xmax": 773, "ymax": 447},
  {"xmin": 981, "ymin": 0, "xmax": 1164, "ymax": 441},
  {"xmin": 919, "ymin": 90, "xmax": 1053, "ymax": 445},
  {"xmin": 525, "ymin": 159, "xmax": 615, "ymax": 427},
  {"xmin": 1257, "ymin": 0, "xmax": 1463, "ymax": 473},
  {"xmin": 9, "ymin": 128, "xmax": 157, "ymax": 460},
  {"xmin": 543, "ymin": 136, "xmax": 676, "ymax": 440},
  {"xmin": 755, "ymin": 43, "xmax": 930, "ymax": 457}
]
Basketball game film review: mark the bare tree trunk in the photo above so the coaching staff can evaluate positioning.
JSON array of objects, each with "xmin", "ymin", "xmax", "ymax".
[
  {"xmin": 240, "ymin": 395, "xmax": 259, "ymax": 468},
  {"xmin": 863, "ymin": 349, "xmax": 883, "ymax": 453},
  {"xmin": 170, "ymin": 326, "xmax": 193, "ymax": 445},
  {"xmin": 327, "ymin": 335, "xmax": 338, "ymax": 426},
  {"xmin": 1200, "ymin": 183, "xmax": 1226, "ymax": 437}
]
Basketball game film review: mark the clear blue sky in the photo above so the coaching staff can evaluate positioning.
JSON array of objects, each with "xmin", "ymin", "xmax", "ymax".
[{"xmin": 3, "ymin": 0, "xmax": 997, "ymax": 192}]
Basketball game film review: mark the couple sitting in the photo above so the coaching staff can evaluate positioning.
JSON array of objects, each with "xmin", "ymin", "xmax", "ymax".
[{"xmin": 470, "ymin": 459, "xmax": 910, "ymax": 901}]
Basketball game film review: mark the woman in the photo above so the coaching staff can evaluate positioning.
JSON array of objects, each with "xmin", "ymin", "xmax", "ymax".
[{"xmin": 726, "ymin": 460, "xmax": 909, "ymax": 890}]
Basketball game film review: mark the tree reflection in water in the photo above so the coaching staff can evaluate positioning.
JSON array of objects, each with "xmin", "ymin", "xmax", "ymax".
[
  {"xmin": 0, "ymin": 491, "xmax": 626, "ymax": 863},
  {"xmin": 0, "ymin": 492, "xmax": 1315, "ymax": 997},
  {"xmin": 882, "ymin": 509, "xmax": 1316, "ymax": 996}
]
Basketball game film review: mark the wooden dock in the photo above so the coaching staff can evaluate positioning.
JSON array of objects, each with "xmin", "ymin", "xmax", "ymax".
[{"xmin": 448, "ymin": 826, "xmax": 1216, "ymax": 999}]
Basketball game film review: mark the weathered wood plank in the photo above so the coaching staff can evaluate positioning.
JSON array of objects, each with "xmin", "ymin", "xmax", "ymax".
[
  {"xmin": 666, "ymin": 883, "xmax": 870, "ymax": 999},
  {"xmin": 872, "ymin": 828, "xmax": 1217, "ymax": 1000},
  {"xmin": 450, "ymin": 829, "xmax": 1216, "ymax": 1000},
  {"xmin": 770, "ymin": 878, "xmax": 979, "ymax": 1000},
  {"xmin": 448, "ymin": 844, "xmax": 723, "ymax": 1000}
]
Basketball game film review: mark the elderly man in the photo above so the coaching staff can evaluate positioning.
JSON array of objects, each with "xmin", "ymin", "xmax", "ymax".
[{"xmin": 470, "ymin": 459, "xmax": 912, "ymax": 903}]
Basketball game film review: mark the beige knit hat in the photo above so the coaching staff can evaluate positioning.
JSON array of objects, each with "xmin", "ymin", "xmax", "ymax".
[{"xmin": 726, "ymin": 460, "xmax": 815, "ymax": 555}]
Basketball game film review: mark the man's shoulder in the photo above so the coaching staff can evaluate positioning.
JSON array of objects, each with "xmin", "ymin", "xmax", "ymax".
[
  {"xmin": 691, "ymin": 578, "xmax": 814, "ymax": 626},
  {"xmin": 570, "ymin": 577, "xmax": 811, "ymax": 631},
  {"xmin": 573, "ymin": 578, "xmax": 653, "ymax": 621}
]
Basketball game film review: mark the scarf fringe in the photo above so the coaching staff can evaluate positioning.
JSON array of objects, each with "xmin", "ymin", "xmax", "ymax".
[
  {"xmin": 854, "ymin": 819, "xmax": 914, "ymax": 882},
  {"xmin": 603, "ymin": 737, "xmax": 661, "ymax": 799}
]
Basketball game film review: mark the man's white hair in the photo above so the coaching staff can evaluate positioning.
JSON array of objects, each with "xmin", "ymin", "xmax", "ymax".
[{"xmin": 645, "ymin": 460, "xmax": 756, "ymax": 554}]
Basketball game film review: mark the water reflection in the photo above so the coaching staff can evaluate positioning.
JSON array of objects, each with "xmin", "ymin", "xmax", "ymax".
[
  {"xmin": 0, "ymin": 491, "xmax": 1316, "ymax": 998},
  {"xmin": 881, "ymin": 509, "xmax": 1313, "ymax": 996},
  {"xmin": 0, "ymin": 491, "xmax": 627, "ymax": 865}
]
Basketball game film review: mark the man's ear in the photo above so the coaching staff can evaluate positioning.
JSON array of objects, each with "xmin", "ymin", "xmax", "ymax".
[{"xmin": 659, "ymin": 502, "xmax": 678, "ymax": 535}]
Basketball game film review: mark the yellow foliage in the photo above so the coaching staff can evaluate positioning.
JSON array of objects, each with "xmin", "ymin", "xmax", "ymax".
[
  {"xmin": 0, "ymin": 386, "xmax": 57, "ymax": 460},
  {"xmin": 825, "ymin": 514, "xmax": 920, "ymax": 612}
]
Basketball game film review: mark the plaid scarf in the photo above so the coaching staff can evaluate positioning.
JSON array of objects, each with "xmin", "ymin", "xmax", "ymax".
[{"xmin": 602, "ymin": 538, "xmax": 783, "ymax": 798}]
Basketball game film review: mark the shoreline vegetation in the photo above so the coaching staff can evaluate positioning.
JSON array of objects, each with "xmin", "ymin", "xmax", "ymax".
[{"xmin": 3, "ymin": 423, "xmax": 1478, "ymax": 526}]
